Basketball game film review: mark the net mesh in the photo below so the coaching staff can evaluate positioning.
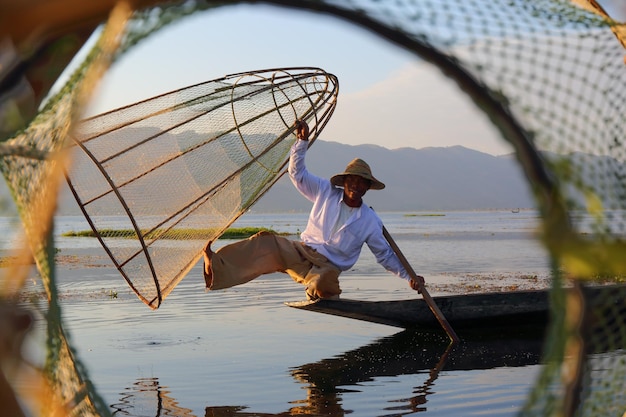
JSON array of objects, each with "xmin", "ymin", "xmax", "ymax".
[{"xmin": 66, "ymin": 67, "xmax": 338, "ymax": 309}]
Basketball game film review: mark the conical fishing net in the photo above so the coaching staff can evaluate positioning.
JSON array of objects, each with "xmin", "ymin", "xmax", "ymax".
[{"xmin": 66, "ymin": 67, "xmax": 338, "ymax": 309}]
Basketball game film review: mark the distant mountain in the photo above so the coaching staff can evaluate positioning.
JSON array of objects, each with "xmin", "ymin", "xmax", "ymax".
[
  {"xmin": 252, "ymin": 140, "xmax": 534, "ymax": 212},
  {"xmin": 53, "ymin": 139, "xmax": 534, "ymax": 215}
]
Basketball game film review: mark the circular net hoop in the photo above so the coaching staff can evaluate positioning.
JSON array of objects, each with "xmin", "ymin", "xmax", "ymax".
[
  {"xmin": 2, "ymin": 1, "xmax": 625, "ymax": 415},
  {"xmin": 66, "ymin": 67, "xmax": 338, "ymax": 309}
]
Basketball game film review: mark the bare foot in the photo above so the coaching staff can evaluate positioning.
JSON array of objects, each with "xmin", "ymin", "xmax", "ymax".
[{"xmin": 305, "ymin": 289, "xmax": 318, "ymax": 301}]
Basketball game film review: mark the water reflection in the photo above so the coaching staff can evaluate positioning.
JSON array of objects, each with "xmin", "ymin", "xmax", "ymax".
[
  {"xmin": 287, "ymin": 328, "xmax": 544, "ymax": 416},
  {"xmin": 111, "ymin": 377, "xmax": 194, "ymax": 416},
  {"xmin": 288, "ymin": 334, "xmax": 459, "ymax": 416},
  {"xmin": 113, "ymin": 328, "xmax": 546, "ymax": 417}
]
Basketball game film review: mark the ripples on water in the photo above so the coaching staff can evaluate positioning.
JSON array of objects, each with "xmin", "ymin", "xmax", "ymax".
[{"xmin": 12, "ymin": 211, "xmax": 583, "ymax": 416}]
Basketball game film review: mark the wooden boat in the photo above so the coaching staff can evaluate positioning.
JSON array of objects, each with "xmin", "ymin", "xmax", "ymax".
[{"xmin": 286, "ymin": 284, "xmax": 625, "ymax": 333}]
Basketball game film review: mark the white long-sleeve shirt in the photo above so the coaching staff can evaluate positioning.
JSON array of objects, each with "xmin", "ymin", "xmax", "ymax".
[{"xmin": 288, "ymin": 139, "xmax": 410, "ymax": 280}]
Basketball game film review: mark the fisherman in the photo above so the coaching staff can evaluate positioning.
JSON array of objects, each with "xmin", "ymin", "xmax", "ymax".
[{"xmin": 202, "ymin": 120, "xmax": 425, "ymax": 300}]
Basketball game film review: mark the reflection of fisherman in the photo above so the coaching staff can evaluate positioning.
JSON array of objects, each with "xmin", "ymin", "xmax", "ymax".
[{"xmin": 203, "ymin": 120, "xmax": 424, "ymax": 300}]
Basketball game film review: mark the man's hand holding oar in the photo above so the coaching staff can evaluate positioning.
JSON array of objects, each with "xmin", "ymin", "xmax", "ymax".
[{"xmin": 408, "ymin": 273, "xmax": 425, "ymax": 293}]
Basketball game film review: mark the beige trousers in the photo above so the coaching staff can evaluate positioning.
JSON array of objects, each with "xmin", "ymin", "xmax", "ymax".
[{"xmin": 204, "ymin": 231, "xmax": 341, "ymax": 298}]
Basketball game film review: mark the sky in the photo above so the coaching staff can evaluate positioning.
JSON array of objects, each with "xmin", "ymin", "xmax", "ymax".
[
  {"xmin": 84, "ymin": 3, "xmax": 513, "ymax": 156},
  {"xmin": 85, "ymin": 1, "xmax": 625, "ymax": 156}
]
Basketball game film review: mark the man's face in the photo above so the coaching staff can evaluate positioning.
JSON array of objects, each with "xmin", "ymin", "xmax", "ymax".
[{"xmin": 343, "ymin": 175, "xmax": 370, "ymax": 206}]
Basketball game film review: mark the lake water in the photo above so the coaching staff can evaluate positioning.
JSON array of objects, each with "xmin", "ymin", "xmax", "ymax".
[{"xmin": 17, "ymin": 210, "xmax": 559, "ymax": 416}]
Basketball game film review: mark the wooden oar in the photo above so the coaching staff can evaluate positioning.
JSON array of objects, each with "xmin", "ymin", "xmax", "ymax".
[{"xmin": 382, "ymin": 226, "xmax": 460, "ymax": 343}]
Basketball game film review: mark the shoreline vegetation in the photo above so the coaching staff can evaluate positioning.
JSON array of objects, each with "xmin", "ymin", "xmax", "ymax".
[
  {"xmin": 61, "ymin": 227, "xmax": 292, "ymax": 240},
  {"xmin": 61, "ymin": 212, "xmax": 451, "ymax": 239}
]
